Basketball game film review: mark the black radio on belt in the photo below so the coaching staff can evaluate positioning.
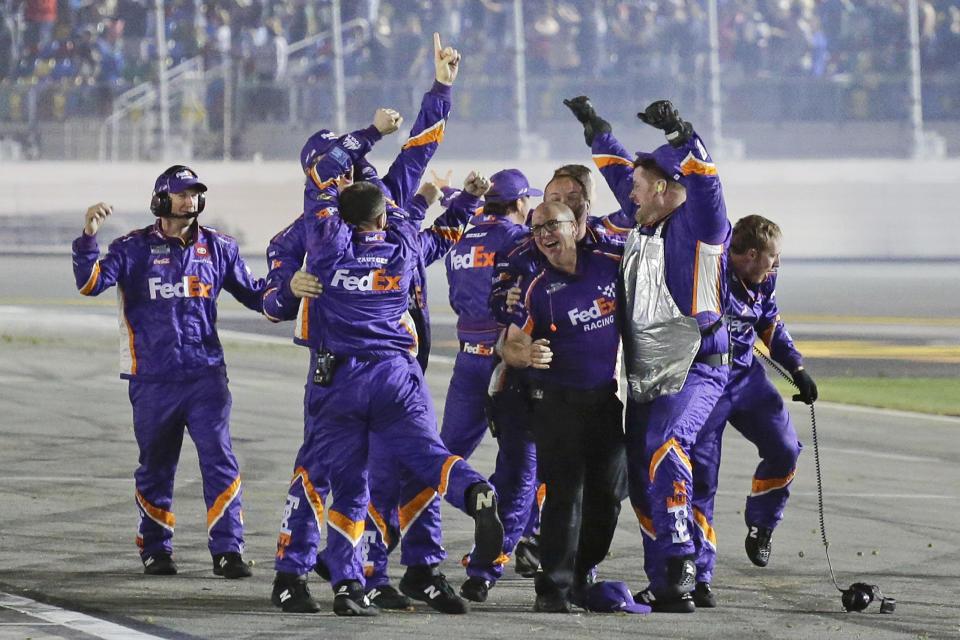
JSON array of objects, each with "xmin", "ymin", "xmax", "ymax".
[{"xmin": 313, "ymin": 350, "xmax": 337, "ymax": 386}]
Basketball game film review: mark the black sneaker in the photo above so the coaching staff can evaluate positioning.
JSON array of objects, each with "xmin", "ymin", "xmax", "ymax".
[
  {"xmin": 313, "ymin": 553, "xmax": 331, "ymax": 581},
  {"xmin": 212, "ymin": 552, "xmax": 252, "ymax": 579},
  {"xmin": 692, "ymin": 581, "xmax": 716, "ymax": 608},
  {"xmin": 513, "ymin": 536, "xmax": 539, "ymax": 578},
  {"xmin": 663, "ymin": 554, "xmax": 697, "ymax": 598},
  {"xmin": 533, "ymin": 591, "xmax": 571, "ymax": 613},
  {"xmin": 466, "ymin": 482, "xmax": 504, "ymax": 566},
  {"xmin": 459, "ymin": 576, "xmax": 491, "ymax": 603},
  {"xmin": 271, "ymin": 572, "xmax": 321, "ymax": 613},
  {"xmin": 333, "ymin": 579, "xmax": 380, "ymax": 617},
  {"xmin": 399, "ymin": 565, "xmax": 469, "ymax": 614},
  {"xmin": 635, "ymin": 589, "xmax": 696, "ymax": 613},
  {"xmin": 745, "ymin": 525, "xmax": 773, "ymax": 567},
  {"xmin": 366, "ymin": 584, "xmax": 411, "ymax": 610},
  {"xmin": 142, "ymin": 553, "xmax": 177, "ymax": 576}
]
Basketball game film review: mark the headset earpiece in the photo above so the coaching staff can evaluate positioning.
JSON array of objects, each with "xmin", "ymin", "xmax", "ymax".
[
  {"xmin": 657, "ymin": 182, "xmax": 665, "ymax": 193},
  {"xmin": 150, "ymin": 191, "xmax": 172, "ymax": 217}
]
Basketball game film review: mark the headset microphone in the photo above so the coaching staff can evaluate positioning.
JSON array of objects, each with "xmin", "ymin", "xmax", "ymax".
[{"xmin": 755, "ymin": 348, "xmax": 896, "ymax": 614}]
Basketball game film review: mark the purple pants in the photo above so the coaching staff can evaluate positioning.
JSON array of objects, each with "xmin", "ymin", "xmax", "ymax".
[
  {"xmin": 129, "ymin": 370, "xmax": 244, "ymax": 558},
  {"xmin": 691, "ymin": 359, "xmax": 802, "ymax": 582},
  {"xmin": 274, "ymin": 352, "xmax": 485, "ymax": 586},
  {"xmin": 625, "ymin": 362, "xmax": 728, "ymax": 592}
]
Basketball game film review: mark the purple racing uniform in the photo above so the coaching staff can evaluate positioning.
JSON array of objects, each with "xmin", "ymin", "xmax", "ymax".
[
  {"xmin": 620, "ymin": 132, "xmax": 732, "ymax": 597},
  {"xmin": 690, "ymin": 269, "xmax": 803, "ymax": 584},
  {"xmin": 72, "ymin": 220, "xmax": 264, "ymax": 560}
]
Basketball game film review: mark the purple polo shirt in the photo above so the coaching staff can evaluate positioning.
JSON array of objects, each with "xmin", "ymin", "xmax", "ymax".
[{"xmin": 517, "ymin": 246, "xmax": 621, "ymax": 390}]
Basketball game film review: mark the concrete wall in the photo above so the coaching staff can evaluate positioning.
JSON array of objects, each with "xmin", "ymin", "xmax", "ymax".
[{"xmin": 1, "ymin": 157, "xmax": 957, "ymax": 259}]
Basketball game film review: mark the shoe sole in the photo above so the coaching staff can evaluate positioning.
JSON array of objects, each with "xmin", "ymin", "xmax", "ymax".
[
  {"xmin": 471, "ymin": 497, "xmax": 505, "ymax": 567},
  {"xmin": 333, "ymin": 599, "xmax": 380, "ymax": 617},
  {"xmin": 399, "ymin": 581, "xmax": 469, "ymax": 614}
]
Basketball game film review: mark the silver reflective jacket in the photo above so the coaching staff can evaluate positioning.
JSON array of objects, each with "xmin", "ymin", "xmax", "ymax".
[{"xmin": 619, "ymin": 222, "xmax": 701, "ymax": 402}]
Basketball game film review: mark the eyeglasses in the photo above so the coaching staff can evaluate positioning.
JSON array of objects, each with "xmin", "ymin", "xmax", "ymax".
[{"xmin": 530, "ymin": 219, "xmax": 574, "ymax": 236}]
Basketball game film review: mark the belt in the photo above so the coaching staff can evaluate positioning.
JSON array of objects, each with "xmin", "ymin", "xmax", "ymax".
[
  {"xmin": 460, "ymin": 341, "xmax": 496, "ymax": 357},
  {"xmin": 530, "ymin": 380, "xmax": 618, "ymax": 405},
  {"xmin": 694, "ymin": 352, "xmax": 730, "ymax": 367}
]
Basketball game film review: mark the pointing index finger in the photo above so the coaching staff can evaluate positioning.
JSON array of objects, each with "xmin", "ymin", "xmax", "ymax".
[{"xmin": 433, "ymin": 32, "xmax": 442, "ymax": 57}]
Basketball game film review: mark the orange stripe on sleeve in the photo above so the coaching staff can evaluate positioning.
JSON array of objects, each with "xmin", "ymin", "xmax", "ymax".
[
  {"xmin": 680, "ymin": 152, "xmax": 718, "ymax": 176},
  {"xmin": 79, "ymin": 261, "xmax": 101, "ymax": 295},
  {"xmin": 593, "ymin": 154, "xmax": 633, "ymax": 169},
  {"xmin": 402, "ymin": 121, "xmax": 445, "ymax": 149},
  {"xmin": 760, "ymin": 319, "xmax": 778, "ymax": 347},
  {"xmin": 437, "ymin": 456, "xmax": 463, "ymax": 496},
  {"xmin": 536, "ymin": 483, "xmax": 546, "ymax": 510}
]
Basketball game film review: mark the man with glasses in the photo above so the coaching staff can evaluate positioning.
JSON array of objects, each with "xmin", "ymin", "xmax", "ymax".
[
  {"xmin": 462, "ymin": 163, "xmax": 627, "ymax": 602},
  {"xmin": 500, "ymin": 201, "xmax": 627, "ymax": 613}
]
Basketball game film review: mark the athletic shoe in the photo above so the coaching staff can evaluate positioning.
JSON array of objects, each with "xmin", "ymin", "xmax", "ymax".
[
  {"xmin": 313, "ymin": 554, "xmax": 331, "ymax": 581},
  {"xmin": 634, "ymin": 589, "xmax": 696, "ymax": 613},
  {"xmin": 466, "ymin": 482, "xmax": 504, "ymax": 566},
  {"xmin": 663, "ymin": 554, "xmax": 697, "ymax": 598},
  {"xmin": 142, "ymin": 553, "xmax": 177, "ymax": 576},
  {"xmin": 366, "ymin": 584, "xmax": 411, "ymax": 610},
  {"xmin": 745, "ymin": 525, "xmax": 773, "ymax": 567},
  {"xmin": 271, "ymin": 572, "xmax": 320, "ymax": 613},
  {"xmin": 513, "ymin": 535, "xmax": 540, "ymax": 577},
  {"xmin": 533, "ymin": 592, "xmax": 571, "ymax": 613},
  {"xmin": 399, "ymin": 565, "xmax": 469, "ymax": 614},
  {"xmin": 332, "ymin": 579, "xmax": 380, "ymax": 617},
  {"xmin": 459, "ymin": 576, "xmax": 491, "ymax": 603},
  {"xmin": 692, "ymin": 581, "xmax": 716, "ymax": 608},
  {"xmin": 212, "ymin": 552, "xmax": 251, "ymax": 579}
]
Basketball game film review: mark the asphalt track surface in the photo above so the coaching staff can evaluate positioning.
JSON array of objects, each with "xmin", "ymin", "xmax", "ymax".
[{"xmin": 0, "ymin": 256, "xmax": 958, "ymax": 639}]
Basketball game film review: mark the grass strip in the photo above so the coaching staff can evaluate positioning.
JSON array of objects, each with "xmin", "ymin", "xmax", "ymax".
[{"xmin": 771, "ymin": 377, "xmax": 960, "ymax": 417}]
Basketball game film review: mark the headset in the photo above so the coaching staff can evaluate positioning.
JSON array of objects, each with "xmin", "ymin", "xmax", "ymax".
[
  {"xmin": 755, "ymin": 347, "xmax": 896, "ymax": 614},
  {"xmin": 150, "ymin": 165, "xmax": 206, "ymax": 217}
]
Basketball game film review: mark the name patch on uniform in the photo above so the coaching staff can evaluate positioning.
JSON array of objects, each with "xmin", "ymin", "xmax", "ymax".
[{"xmin": 150, "ymin": 245, "xmax": 170, "ymax": 255}]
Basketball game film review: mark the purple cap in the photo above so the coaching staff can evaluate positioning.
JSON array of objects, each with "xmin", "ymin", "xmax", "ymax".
[
  {"xmin": 634, "ymin": 147, "xmax": 682, "ymax": 182},
  {"xmin": 300, "ymin": 128, "xmax": 339, "ymax": 170},
  {"xmin": 485, "ymin": 169, "xmax": 543, "ymax": 204},
  {"xmin": 582, "ymin": 582, "xmax": 652, "ymax": 614},
  {"xmin": 153, "ymin": 166, "xmax": 206, "ymax": 195}
]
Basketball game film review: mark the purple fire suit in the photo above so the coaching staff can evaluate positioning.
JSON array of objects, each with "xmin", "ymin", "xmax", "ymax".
[
  {"xmin": 690, "ymin": 270, "xmax": 804, "ymax": 583},
  {"xmin": 271, "ymin": 82, "xmax": 465, "ymax": 585},
  {"xmin": 72, "ymin": 220, "xmax": 264, "ymax": 559},
  {"xmin": 617, "ymin": 132, "xmax": 732, "ymax": 594},
  {"xmin": 271, "ymin": 141, "xmax": 486, "ymax": 586}
]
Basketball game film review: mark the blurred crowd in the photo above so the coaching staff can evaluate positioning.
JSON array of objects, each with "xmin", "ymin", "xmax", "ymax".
[{"xmin": 1, "ymin": 0, "xmax": 960, "ymax": 121}]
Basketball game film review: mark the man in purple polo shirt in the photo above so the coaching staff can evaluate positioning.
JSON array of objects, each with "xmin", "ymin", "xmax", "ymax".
[{"xmin": 501, "ymin": 201, "xmax": 628, "ymax": 613}]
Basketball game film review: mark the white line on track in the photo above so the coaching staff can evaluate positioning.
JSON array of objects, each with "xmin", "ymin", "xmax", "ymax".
[{"xmin": 0, "ymin": 591, "xmax": 167, "ymax": 639}]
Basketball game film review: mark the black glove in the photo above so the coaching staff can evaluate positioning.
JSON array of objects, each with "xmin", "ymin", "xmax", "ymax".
[
  {"xmin": 637, "ymin": 99, "xmax": 694, "ymax": 148},
  {"xmin": 791, "ymin": 368, "xmax": 818, "ymax": 404},
  {"xmin": 563, "ymin": 95, "xmax": 611, "ymax": 146}
]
